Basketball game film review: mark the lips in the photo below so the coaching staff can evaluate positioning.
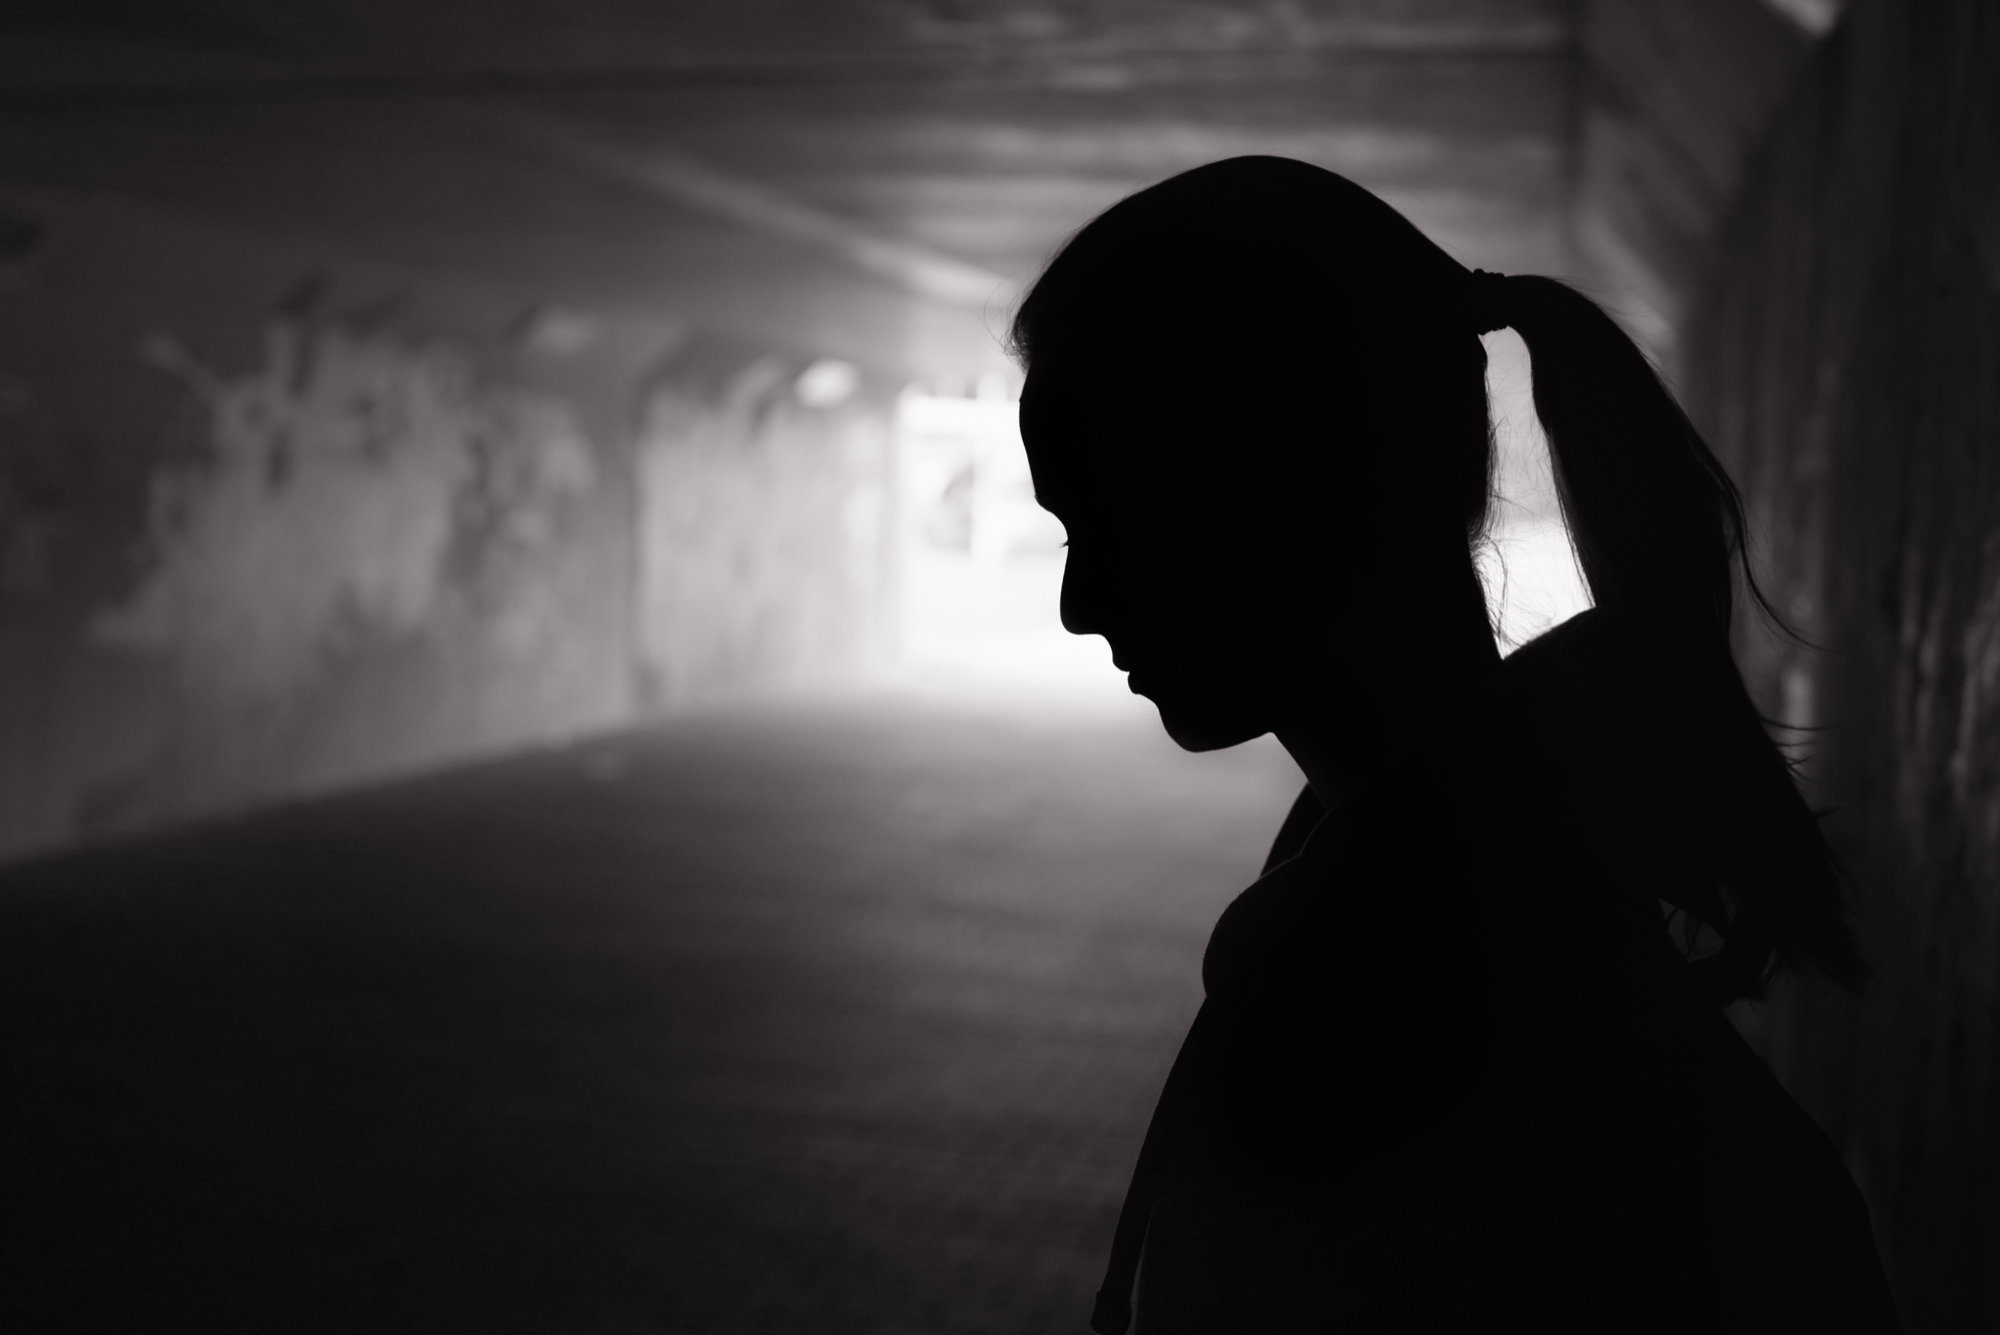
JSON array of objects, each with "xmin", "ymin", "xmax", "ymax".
[{"xmin": 1110, "ymin": 649, "xmax": 1151, "ymax": 695}]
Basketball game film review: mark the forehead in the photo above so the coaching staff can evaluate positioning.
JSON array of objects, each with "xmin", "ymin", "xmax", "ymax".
[
  {"xmin": 1019, "ymin": 364, "xmax": 1135, "ymax": 515},
  {"xmin": 1024, "ymin": 379, "xmax": 1239, "ymax": 542}
]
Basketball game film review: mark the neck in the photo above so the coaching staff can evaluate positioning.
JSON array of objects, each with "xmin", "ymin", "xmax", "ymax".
[
  {"xmin": 1274, "ymin": 624, "xmax": 1503, "ymax": 815},
  {"xmin": 1276, "ymin": 726, "xmax": 1361, "ymax": 814}
]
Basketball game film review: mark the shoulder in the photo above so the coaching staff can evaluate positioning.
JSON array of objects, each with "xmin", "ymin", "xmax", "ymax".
[
  {"xmin": 1199, "ymin": 783, "xmax": 1550, "ymax": 1004},
  {"xmin": 1200, "ymin": 836, "xmax": 1327, "ymax": 1000}
]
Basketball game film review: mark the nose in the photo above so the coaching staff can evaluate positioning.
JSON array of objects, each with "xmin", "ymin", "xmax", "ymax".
[{"xmin": 1059, "ymin": 545, "xmax": 1108, "ymax": 640}]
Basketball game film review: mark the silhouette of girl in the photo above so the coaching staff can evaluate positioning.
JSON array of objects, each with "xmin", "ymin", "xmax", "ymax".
[{"xmin": 1014, "ymin": 158, "xmax": 1899, "ymax": 1333}]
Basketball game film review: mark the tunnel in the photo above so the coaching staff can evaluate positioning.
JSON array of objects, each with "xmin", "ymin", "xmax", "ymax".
[{"xmin": 0, "ymin": 2, "xmax": 1995, "ymax": 1331}]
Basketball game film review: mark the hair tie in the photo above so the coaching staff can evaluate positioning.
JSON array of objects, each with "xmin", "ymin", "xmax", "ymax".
[{"xmin": 1465, "ymin": 268, "xmax": 1510, "ymax": 335}]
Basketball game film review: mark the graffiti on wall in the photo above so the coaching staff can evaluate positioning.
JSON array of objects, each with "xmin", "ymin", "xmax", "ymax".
[
  {"xmin": 92, "ymin": 319, "xmax": 599, "ymax": 704},
  {"xmin": 0, "ymin": 192, "xmax": 918, "ymax": 860},
  {"xmin": 54, "ymin": 312, "xmax": 632, "ymax": 838}
]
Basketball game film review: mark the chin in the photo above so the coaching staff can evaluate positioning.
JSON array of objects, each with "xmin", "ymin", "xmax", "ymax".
[{"xmin": 1150, "ymin": 694, "xmax": 1270, "ymax": 753}]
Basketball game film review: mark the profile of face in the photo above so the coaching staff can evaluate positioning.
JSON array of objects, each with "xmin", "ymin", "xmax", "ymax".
[
  {"xmin": 1011, "ymin": 158, "xmax": 1506, "ymax": 773},
  {"xmin": 1019, "ymin": 355, "xmax": 1337, "ymax": 753}
]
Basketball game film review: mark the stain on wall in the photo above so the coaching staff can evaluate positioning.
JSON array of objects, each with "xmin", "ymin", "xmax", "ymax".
[
  {"xmin": 1686, "ymin": 0, "xmax": 2000, "ymax": 1327},
  {"xmin": 0, "ymin": 191, "xmax": 896, "ymax": 861}
]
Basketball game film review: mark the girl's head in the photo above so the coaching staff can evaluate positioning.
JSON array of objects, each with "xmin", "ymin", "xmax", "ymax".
[
  {"xmin": 1012, "ymin": 155, "xmax": 1865, "ymax": 1000},
  {"xmin": 1015, "ymin": 157, "xmax": 1497, "ymax": 752}
]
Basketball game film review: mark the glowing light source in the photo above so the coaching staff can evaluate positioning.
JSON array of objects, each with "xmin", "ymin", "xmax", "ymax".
[{"xmin": 795, "ymin": 358, "xmax": 861, "ymax": 409}]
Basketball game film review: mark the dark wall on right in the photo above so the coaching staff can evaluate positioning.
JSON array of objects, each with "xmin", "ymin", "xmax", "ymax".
[{"xmin": 1687, "ymin": 1, "xmax": 2000, "ymax": 1328}]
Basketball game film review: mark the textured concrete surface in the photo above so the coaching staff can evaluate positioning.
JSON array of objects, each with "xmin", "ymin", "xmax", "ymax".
[
  {"xmin": 1687, "ymin": 2, "xmax": 2000, "ymax": 1327},
  {"xmin": 0, "ymin": 693, "xmax": 1302, "ymax": 1333}
]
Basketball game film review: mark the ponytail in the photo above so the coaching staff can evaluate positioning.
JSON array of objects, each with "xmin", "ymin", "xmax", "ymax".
[{"xmin": 1468, "ymin": 270, "xmax": 1868, "ymax": 1001}]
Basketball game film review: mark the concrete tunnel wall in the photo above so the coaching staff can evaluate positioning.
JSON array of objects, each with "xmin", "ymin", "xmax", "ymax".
[
  {"xmin": 1683, "ymin": 0, "xmax": 2000, "ymax": 1327},
  {"xmin": 0, "ymin": 189, "xmax": 903, "ymax": 861}
]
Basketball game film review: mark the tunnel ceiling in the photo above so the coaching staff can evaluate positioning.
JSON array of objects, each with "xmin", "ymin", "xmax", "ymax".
[{"xmin": 0, "ymin": 1, "xmax": 1580, "ymax": 369}]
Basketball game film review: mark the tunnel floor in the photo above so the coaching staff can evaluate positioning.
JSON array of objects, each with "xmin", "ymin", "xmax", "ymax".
[{"xmin": 0, "ymin": 693, "xmax": 1302, "ymax": 1334}]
